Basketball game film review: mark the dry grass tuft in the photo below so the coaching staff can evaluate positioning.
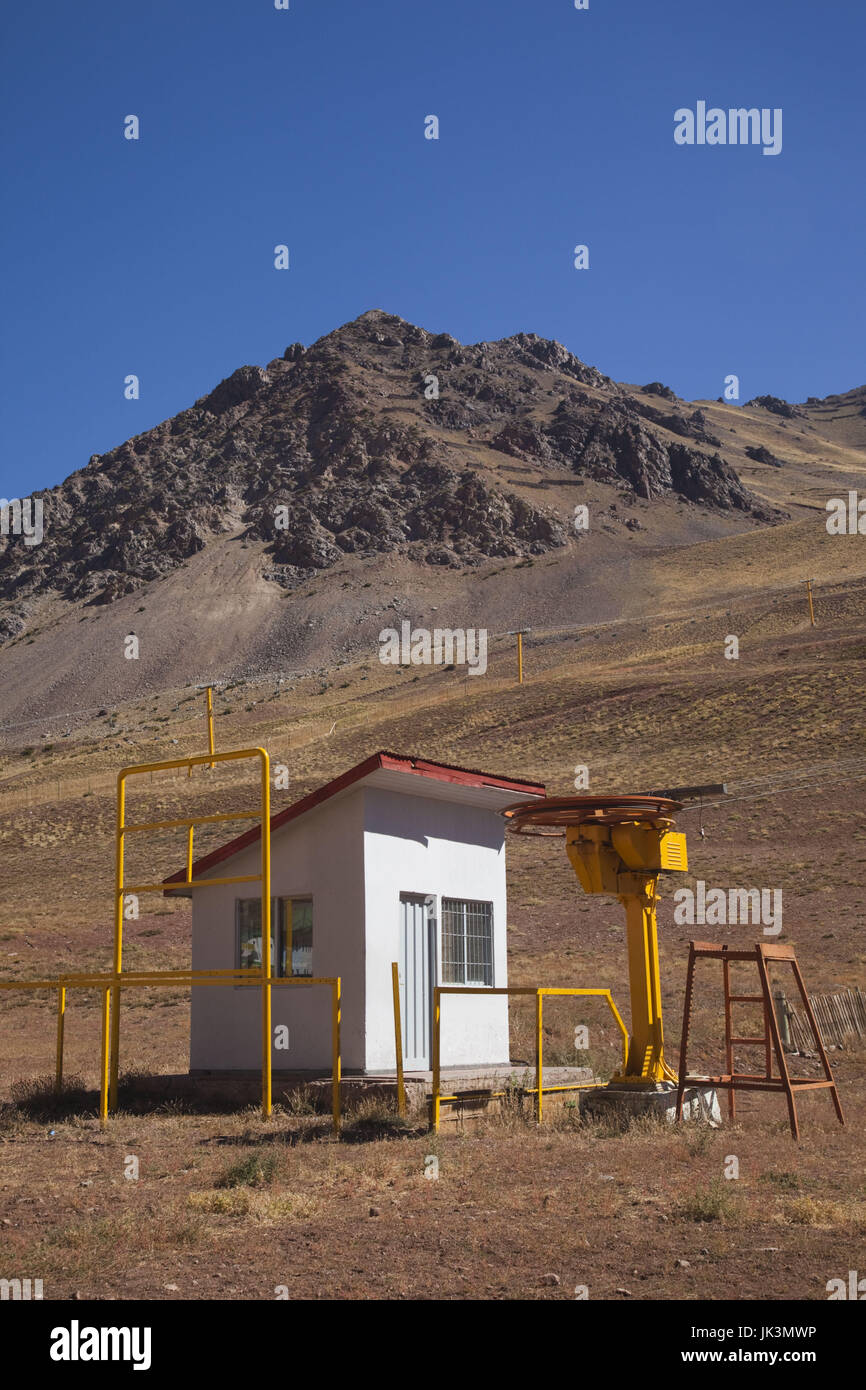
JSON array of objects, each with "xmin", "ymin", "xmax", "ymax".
[
  {"xmin": 781, "ymin": 1196, "xmax": 866, "ymax": 1229},
  {"xmin": 340, "ymin": 1097, "xmax": 418, "ymax": 1140},
  {"xmin": 188, "ymin": 1189, "xmax": 320, "ymax": 1221},
  {"xmin": 676, "ymin": 1180, "xmax": 735, "ymax": 1223},
  {"xmin": 216, "ymin": 1152, "xmax": 281, "ymax": 1189}
]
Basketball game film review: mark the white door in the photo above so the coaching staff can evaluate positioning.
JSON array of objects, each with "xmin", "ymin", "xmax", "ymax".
[{"xmin": 399, "ymin": 894, "xmax": 435, "ymax": 1070}]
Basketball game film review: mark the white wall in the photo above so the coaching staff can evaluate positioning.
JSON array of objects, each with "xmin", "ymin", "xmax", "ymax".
[
  {"xmin": 189, "ymin": 780, "xmax": 511, "ymax": 1075},
  {"xmin": 362, "ymin": 787, "xmax": 509, "ymax": 1071},
  {"xmin": 189, "ymin": 788, "xmax": 366, "ymax": 1071}
]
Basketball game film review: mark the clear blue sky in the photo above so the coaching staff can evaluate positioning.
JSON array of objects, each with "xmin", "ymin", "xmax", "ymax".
[{"xmin": 2, "ymin": 0, "xmax": 864, "ymax": 499}]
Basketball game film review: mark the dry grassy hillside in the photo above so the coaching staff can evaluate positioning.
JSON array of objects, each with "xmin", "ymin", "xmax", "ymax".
[
  {"xmin": 0, "ymin": 568, "xmax": 864, "ymax": 1302},
  {"xmin": 1, "ymin": 554, "xmax": 864, "ymax": 1033}
]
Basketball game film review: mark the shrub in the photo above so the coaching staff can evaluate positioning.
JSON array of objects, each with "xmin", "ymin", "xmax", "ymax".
[
  {"xmin": 677, "ymin": 1180, "xmax": 733, "ymax": 1223},
  {"xmin": 216, "ymin": 1152, "xmax": 281, "ymax": 1189}
]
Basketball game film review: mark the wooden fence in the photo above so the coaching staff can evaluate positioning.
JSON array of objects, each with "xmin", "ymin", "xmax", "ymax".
[{"xmin": 785, "ymin": 988, "xmax": 866, "ymax": 1052}]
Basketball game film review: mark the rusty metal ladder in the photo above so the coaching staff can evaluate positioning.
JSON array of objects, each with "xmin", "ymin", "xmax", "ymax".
[{"xmin": 675, "ymin": 941, "xmax": 845, "ymax": 1140}]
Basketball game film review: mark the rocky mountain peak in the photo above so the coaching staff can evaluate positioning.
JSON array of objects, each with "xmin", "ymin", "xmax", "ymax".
[{"xmin": 1, "ymin": 311, "xmax": 786, "ymax": 630}]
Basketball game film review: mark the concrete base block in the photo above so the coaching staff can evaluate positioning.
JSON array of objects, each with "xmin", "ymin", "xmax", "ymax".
[
  {"xmin": 580, "ymin": 1080, "xmax": 722, "ymax": 1126},
  {"xmin": 123, "ymin": 1072, "xmax": 428, "ymax": 1115}
]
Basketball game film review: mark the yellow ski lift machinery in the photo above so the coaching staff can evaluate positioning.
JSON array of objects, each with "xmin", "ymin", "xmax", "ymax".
[{"xmin": 503, "ymin": 794, "xmax": 687, "ymax": 1084}]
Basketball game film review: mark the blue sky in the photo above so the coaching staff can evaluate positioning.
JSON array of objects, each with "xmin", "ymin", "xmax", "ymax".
[{"xmin": 2, "ymin": 0, "xmax": 864, "ymax": 498}]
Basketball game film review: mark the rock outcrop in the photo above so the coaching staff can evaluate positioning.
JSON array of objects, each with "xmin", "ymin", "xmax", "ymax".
[{"xmin": 0, "ymin": 310, "xmax": 782, "ymax": 616}]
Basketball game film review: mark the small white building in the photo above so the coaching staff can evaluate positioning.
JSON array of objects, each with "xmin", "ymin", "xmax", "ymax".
[{"xmin": 165, "ymin": 752, "xmax": 544, "ymax": 1075}]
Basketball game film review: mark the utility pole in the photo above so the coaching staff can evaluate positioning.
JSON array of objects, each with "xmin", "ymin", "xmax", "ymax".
[
  {"xmin": 805, "ymin": 578, "xmax": 816, "ymax": 627},
  {"xmin": 506, "ymin": 628, "xmax": 531, "ymax": 684},
  {"xmin": 193, "ymin": 684, "xmax": 217, "ymax": 772},
  {"xmin": 206, "ymin": 685, "xmax": 215, "ymax": 767}
]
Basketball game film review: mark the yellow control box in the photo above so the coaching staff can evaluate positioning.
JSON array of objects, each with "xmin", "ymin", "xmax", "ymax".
[{"xmin": 611, "ymin": 825, "xmax": 688, "ymax": 874}]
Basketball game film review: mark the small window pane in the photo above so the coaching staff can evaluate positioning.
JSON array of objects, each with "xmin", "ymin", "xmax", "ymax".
[
  {"xmin": 237, "ymin": 898, "xmax": 312, "ymax": 979},
  {"xmin": 442, "ymin": 901, "xmax": 466, "ymax": 984},
  {"xmin": 290, "ymin": 899, "xmax": 313, "ymax": 977},
  {"xmin": 237, "ymin": 898, "xmax": 278, "ymax": 974}
]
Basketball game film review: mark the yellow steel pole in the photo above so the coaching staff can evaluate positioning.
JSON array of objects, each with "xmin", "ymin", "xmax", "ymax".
[
  {"xmin": 260, "ymin": 751, "xmax": 272, "ymax": 1118},
  {"xmin": 535, "ymin": 990, "xmax": 543, "ymax": 1123},
  {"xmin": 517, "ymin": 632, "xmax": 524, "ymax": 684},
  {"xmin": 806, "ymin": 579, "xmax": 816, "ymax": 626},
  {"xmin": 432, "ymin": 987, "xmax": 441, "ymax": 1132},
  {"xmin": 618, "ymin": 875, "xmax": 675, "ymax": 1083},
  {"xmin": 99, "ymin": 985, "xmax": 111, "ymax": 1129},
  {"xmin": 109, "ymin": 982, "xmax": 122, "ymax": 1109},
  {"xmin": 391, "ymin": 962, "xmax": 406, "ymax": 1117},
  {"xmin": 560, "ymin": 813, "xmax": 689, "ymax": 1084},
  {"xmin": 55, "ymin": 986, "xmax": 66, "ymax": 1092},
  {"xmin": 331, "ymin": 978, "xmax": 341, "ymax": 1136},
  {"xmin": 109, "ymin": 772, "xmax": 126, "ymax": 1110}
]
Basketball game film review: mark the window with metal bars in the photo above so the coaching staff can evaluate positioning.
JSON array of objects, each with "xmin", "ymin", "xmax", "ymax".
[{"xmin": 441, "ymin": 898, "xmax": 494, "ymax": 986}]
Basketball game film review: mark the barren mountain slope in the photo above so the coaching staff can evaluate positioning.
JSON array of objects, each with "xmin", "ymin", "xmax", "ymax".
[{"xmin": 1, "ymin": 310, "xmax": 864, "ymax": 725}]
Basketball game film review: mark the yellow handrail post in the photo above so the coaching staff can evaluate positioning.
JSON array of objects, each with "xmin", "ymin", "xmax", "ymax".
[
  {"xmin": 109, "ymin": 772, "xmax": 126, "ymax": 1111},
  {"xmin": 604, "ymin": 989, "xmax": 630, "ymax": 1075},
  {"xmin": 331, "ymin": 978, "xmax": 341, "ymax": 1136},
  {"xmin": 55, "ymin": 986, "xmax": 66, "ymax": 1092},
  {"xmin": 432, "ymin": 987, "xmax": 441, "ymax": 1132},
  {"xmin": 109, "ymin": 979, "xmax": 122, "ymax": 1108},
  {"xmin": 99, "ymin": 984, "xmax": 111, "ymax": 1130},
  {"xmin": 517, "ymin": 631, "xmax": 524, "ymax": 684},
  {"xmin": 535, "ymin": 990, "xmax": 543, "ymax": 1124},
  {"xmin": 391, "ymin": 962, "xmax": 405, "ymax": 1117},
  {"xmin": 260, "ymin": 751, "xmax": 272, "ymax": 1119}
]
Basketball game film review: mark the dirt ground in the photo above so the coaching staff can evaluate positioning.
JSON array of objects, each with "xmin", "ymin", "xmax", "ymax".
[{"xmin": 0, "ymin": 1057, "xmax": 862, "ymax": 1302}]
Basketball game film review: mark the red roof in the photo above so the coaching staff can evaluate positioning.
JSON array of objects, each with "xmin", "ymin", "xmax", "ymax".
[{"xmin": 163, "ymin": 750, "xmax": 544, "ymax": 892}]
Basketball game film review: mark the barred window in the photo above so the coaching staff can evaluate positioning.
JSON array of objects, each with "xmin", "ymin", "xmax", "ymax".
[{"xmin": 441, "ymin": 898, "xmax": 494, "ymax": 986}]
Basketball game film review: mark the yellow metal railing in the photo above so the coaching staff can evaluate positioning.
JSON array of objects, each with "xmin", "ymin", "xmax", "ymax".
[
  {"xmin": 431, "ymin": 985, "xmax": 629, "ymax": 1131},
  {"xmin": 0, "ymin": 970, "xmax": 342, "ymax": 1135}
]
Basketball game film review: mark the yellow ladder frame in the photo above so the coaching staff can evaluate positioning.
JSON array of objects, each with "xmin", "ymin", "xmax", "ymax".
[{"xmin": 112, "ymin": 747, "xmax": 272, "ymax": 1119}]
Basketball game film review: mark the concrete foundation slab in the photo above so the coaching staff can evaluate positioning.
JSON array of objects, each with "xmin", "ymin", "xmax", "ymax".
[{"xmin": 580, "ymin": 1080, "xmax": 722, "ymax": 1126}]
